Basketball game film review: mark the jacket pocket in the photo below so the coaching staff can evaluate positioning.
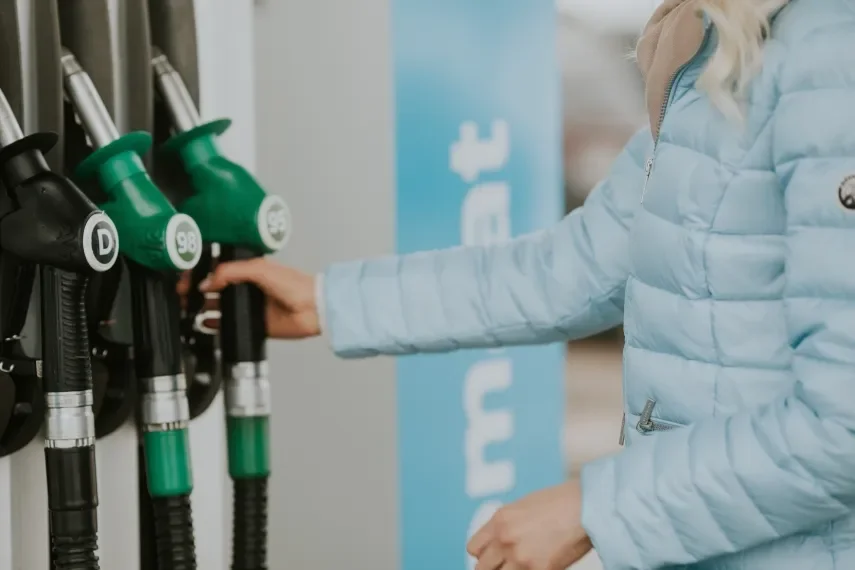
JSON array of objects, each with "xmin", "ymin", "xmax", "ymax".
[{"xmin": 620, "ymin": 399, "xmax": 686, "ymax": 446}]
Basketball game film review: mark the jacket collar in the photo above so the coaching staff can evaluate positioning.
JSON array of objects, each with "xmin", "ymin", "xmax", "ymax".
[{"xmin": 636, "ymin": 0, "xmax": 706, "ymax": 138}]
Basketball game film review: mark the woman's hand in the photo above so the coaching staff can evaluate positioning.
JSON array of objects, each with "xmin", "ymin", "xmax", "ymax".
[
  {"xmin": 467, "ymin": 480, "xmax": 592, "ymax": 570},
  {"xmin": 195, "ymin": 258, "xmax": 321, "ymax": 339}
]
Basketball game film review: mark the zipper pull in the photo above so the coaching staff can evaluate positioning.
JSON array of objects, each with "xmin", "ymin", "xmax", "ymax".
[
  {"xmin": 640, "ymin": 157, "xmax": 653, "ymax": 204},
  {"xmin": 636, "ymin": 398, "xmax": 657, "ymax": 433},
  {"xmin": 618, "ymin": 413, "xmax": 626, "ymax": 446}
]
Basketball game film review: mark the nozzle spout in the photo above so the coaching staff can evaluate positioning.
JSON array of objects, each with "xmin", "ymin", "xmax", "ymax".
[
  {"xmin": 0, "ymin": 89, "xmax": 24, "ymax": 147},
  {"xmin": 60, "ymin": 48, "xmax": 120, "ymax": 149},
  {"xmin": 152, "ymin": 48, "xmax": 201, "ymax": 133}
]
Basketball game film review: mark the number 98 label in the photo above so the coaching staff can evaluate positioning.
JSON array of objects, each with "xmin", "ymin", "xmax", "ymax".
[{"xmin": 166, "ymin": 214, "xmax": 203, "ymax": 270}]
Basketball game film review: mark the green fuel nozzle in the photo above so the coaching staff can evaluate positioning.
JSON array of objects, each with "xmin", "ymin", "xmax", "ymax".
[
  {"xmin": 153, "ymin": 48, "xmax": 283, "ymax": 570},
  {"xmin": 61, "ymin": 48, "xmax": 199, "ymax": 568},
  {"xmin": 61, "ymin": 49, "xmax": 202, "ymax": 273},
  {"xmin": 153, "ymin": 49, "xmax": 291, "ymax": 255}
]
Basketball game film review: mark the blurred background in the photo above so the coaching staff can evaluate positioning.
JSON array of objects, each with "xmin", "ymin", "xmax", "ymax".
[
  {"xmin": 555, "ymin": 3, "xmax": 652, "ymax": 567},
  {"xmin": 557, "ymin": 0, "xmax": 648, "ymax": 480}
]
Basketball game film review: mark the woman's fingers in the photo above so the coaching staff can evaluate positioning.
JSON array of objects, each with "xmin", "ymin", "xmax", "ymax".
[
  {"xmin": 176, "ymin": 271, "xmax": 193, "ymax": 310},
  {"xmin": 200, "ymin": 258, "xmax": 272, "ymax": 293},
  {"xmin": 468, "ymin": 519, "xmax": 495, "ymax": 558},
  {"xmin": 176, "ymin": 271, "xmax": 192, "ymax": 296},
  {"xmin": 199, "ymin": 259, "xmax": 318, "ymax": 317},
  {"xmin": 473, "ymin": 543, "xmax": 506, "ymax": 570}
]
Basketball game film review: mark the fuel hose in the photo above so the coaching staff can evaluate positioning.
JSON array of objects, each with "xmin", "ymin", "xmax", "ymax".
[
  {"xmin": 0, "ymin": 87, "xmax": 119, "ymax": 569},
  {"xmin": 61, "ymin": 48, "xmax": 203, "ymax": 570},
  {"xmin": 153, "ymin": 49, "xmax": 292, "ymax": 570}
]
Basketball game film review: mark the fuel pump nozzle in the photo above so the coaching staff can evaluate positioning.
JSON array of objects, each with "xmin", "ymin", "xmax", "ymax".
[
  {"xmin": 153, "ymin": 49, "xmax": 291, "ymax": 252},
  {"xmin": 62, "ymin": 50, "xmax": 201, "ymax": 271},
  {"xmin": 0, "ymin": 87, "xmax": 119, "ymax": 569},
  {"xmin": 61, "ymin": 47, "xmax": 202, "ymax": 570},
  {"xmin": 153, "ymin": 48, "xmax": 292, "ymax": 570}
]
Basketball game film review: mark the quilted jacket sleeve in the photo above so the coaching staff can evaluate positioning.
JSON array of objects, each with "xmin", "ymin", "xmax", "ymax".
[
  {"xmin": 320, "ymin": 127, "xmax": 651, "ymax": 358},
  {"xmin": 580, "ymin": 27, "xmax": 855, "ymax": 570}
]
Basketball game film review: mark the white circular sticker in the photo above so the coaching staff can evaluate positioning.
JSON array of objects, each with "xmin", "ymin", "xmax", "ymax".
[
  {"xmin": 839, "ymin": 175, "xmax": 855, "ymax": 210},
  {"xmin": 82, "ymin": 212, "xmax": 119, "ymax": 272},
  {"xmin": 165, "ymin": 213, "xmax": 203, "ymax": 270},
  {"xmin": 256, "ymin": 195, "xmax": 292, "ymax": 252}
]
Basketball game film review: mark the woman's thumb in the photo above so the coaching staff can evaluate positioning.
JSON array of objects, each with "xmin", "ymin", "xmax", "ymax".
[{"xmin": 200, "ymin": 258, "xmax": 270, "ymax": 293}]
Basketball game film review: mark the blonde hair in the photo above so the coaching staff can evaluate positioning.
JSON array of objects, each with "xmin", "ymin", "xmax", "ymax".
[{"xmin": 696, "ymin": 0, "xmax": 788, "ymax": 120}]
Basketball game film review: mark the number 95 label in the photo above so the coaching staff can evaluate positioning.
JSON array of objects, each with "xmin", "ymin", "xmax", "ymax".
[{"xmin": 257, "ymin": 195, "xmax": 292, "ymax": 252}]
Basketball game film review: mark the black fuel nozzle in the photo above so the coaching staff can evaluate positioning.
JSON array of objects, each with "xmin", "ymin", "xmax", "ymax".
[
  {"xmin": 0, "ymin": 86, "xmax": 118, "ymax": 570},
  {"xmin": 0, "ymin": 88, "xmax": 55, "ymax": 461},
  {"xmin": 0, "ymin": 95, "xmax": 118, "ymax": 274},
  {"xmin": 0, "ymin": 344, "xmax": 43, "ymax": 459},
  {"xmin": 0, "ymin": 223, "xmax": 43, "ymax": 460}
]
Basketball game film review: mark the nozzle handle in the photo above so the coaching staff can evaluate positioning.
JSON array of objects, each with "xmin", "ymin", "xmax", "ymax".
[
  {"xmin": 163, "ymin": 124, "xmax": 291, "ymax": 254},
  {"xmin": 75, "ymin": 133, "xmax": 203, "ymax": 272},
  {"xmin": 0, "ymin": 133, "xmax": 119, "ymax": 274},
  {"xmin": 220, "ymin": 247, "xmax": 267, "ymax": 365},
  {"xmin": 152, "ymin": 51, "xmax": 290, "ymax": 254}
]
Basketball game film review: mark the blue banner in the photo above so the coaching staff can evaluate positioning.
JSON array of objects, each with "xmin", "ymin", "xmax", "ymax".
[{"xmin": 392, "ymin": 1, "xmax": 566, "ymax": 569}]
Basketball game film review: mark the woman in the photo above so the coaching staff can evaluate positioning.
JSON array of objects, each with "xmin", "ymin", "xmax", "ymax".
[{"xmin": 200, "ymin": 0, "xmax": 855, "ymax": 568}]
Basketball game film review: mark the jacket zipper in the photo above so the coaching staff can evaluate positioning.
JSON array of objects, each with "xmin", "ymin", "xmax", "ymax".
[
  {"xmin": 636, "ymin": 398, "xmax": 676, "ymax": 434},
  {"xmin": 619, "ymin": 398, "xmax": 676, "ymax": 444},
  {"xmin": 640, "ymin": 25, "xmax": 713, "ymax": 205},
  {"xmin": 622, "ymin": 25, "xmax": 714, "ymax": 440},
  {"xmin": 640, "ymin": 157, "xmax": 654, "ymax": 203}
]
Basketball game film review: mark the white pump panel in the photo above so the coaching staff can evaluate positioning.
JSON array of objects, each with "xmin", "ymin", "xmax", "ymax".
[{"xmin": 1, "ymin": 1, "xmax": 258, "ymax": 568}]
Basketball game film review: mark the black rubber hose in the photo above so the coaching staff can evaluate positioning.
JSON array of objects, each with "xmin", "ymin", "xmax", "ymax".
[
  {"xmin": 42, "ymin": 268, "xmax": 100, "ymax": 570},
  {"xmin": 128, "ymin": 263, "xmax": 183, "ymax": 379},
  {"xmin": 46, "ymin": 447, "xmax": 99, "ymax": 570},
  {"xmin": 231, "ymin": 478, "xmax": 269, "ymax": 570},
  {"xmin": 221, "ymin": 246, "xmax": 269, "ymax": 570},
  {"xmin": 151, "ymin": 495, "xmax": 197, "ymax": 570},
  {"xmin": 42, "ymin": 269, "xmax": 91, "ymax": 391},
  {"xmin": 129, "ymin": 264, "xmax": 197, "ymax": 570}
]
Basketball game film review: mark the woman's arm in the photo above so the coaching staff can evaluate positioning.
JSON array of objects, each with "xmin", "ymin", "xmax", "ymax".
[
  {"xmin": 580, "ymin": 28, "xmax": 855, "ymax": 569},
  {"xmin": 321, "ymin": 127, "xmax": 651, "ymax": 358}
]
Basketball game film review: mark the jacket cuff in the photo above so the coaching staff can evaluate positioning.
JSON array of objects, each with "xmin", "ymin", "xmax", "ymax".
[{"xmin": 580, "ymin": 455, "xmax": 641, "ymax": 570}]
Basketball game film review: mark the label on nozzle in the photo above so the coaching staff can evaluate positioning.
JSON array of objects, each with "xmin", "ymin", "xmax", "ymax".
[
  {"xmin": 82, "ymin": 212, "xmax": 120, "ymax": 272},
  {"xmin": 257, "ymin": 195, "xmax": 292, "ymax": 252},
  {"xmin": 166, "ymin": 214, "xmax": 203, "ymax": 270}
]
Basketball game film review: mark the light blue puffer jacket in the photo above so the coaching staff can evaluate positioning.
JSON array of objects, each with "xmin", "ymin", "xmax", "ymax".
[{"xmin": 321, "ymin": 1, "xmax": 855, "ymax": 568}]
